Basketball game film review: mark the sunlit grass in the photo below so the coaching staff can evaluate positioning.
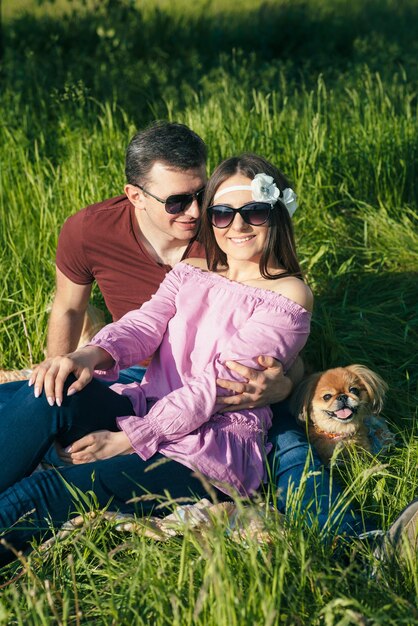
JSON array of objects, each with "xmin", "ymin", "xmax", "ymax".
[
  {"xmin": 1, "ymin": 456, "xmax": 417, "ymax": 624},
  {"xmin": 1, "ymin": 73, "xmax": 417, "ymax": 372}
]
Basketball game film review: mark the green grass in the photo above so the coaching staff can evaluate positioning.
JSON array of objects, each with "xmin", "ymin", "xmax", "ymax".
[{"xmin": 0, "ymin": 0, "xmax": 418, "ymax": 622}]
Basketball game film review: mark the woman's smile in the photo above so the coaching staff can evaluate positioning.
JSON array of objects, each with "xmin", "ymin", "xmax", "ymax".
[{"xmin": 227, "ymin": 234, "xmax": 257, "ymax": 245}]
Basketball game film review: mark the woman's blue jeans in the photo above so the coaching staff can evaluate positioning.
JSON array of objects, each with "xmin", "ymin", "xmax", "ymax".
[
  {"xmin": 0, "ymin": 379, "xmax": 373, "ymax": 566},
  {"xmin": 268, "ymin": 403, "xmax": 374, "ymax": 538}
]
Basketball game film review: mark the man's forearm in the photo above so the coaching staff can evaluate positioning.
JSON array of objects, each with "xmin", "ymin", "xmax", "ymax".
[
  {"xmin": 286, "ymin": 356, "xmax": 305, "ymax": 389},
  {"xmin": 46, "ymin": 309, "xmax": 86, "ymax": 357}
]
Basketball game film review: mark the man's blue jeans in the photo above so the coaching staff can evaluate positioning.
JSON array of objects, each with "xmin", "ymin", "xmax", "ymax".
[
  {"xmin": 0, "ymin": 367, "xmax": 146, "ymax": 465},
  {"xmin": 0, "ymin": 375, "xmax": 215, "ymax": 566},
  {"xmin": 0, "ymin": 365, "xmax": 146, "ymax": 410},
  {"xmin": 0, "ymin": 366, "xmax": 146, "ymax": 410},
  {"xmin": 0, "ymin": 380, "xmax": 27, "ymax": 410}
]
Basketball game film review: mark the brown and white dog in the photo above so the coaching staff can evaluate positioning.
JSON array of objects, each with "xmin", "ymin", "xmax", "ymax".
[{"xmin": 290, "ymin": 364, "xmax": 389, "ymax": 465}]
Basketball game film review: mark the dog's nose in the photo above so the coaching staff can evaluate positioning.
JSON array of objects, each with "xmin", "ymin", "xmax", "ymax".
[{"xmin": 337, "ymin": 394, "xmax": 348, "ymax": 403}]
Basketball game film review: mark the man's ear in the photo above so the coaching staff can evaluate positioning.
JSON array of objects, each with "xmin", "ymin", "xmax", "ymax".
[{"xmin": 125, "ymin": 183, "xmax": 146, "ymax": 209}]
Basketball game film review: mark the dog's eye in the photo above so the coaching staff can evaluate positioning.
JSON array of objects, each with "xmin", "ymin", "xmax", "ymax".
[
  {"xmin": 323, "ymin": 394, "xmax": 332, "ymax": 401},
  {"xmin": 349, "ymin": 387, "xmax": 360, "ymax": 396}
]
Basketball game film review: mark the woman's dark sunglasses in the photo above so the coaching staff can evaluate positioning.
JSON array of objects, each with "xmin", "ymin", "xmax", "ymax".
[
  {"xmin": 135, "ymin": 184, "xmax": 205, "ymax": 214},
  {"xmin": 207, "ymin": 201, "xmax": 273, "ymax": 229}
]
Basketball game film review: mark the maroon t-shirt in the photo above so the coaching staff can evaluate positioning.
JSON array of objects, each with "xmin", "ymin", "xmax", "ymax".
[{"xmin": 56, "ymin": 195, "xmax": 205, "ymax": 321}]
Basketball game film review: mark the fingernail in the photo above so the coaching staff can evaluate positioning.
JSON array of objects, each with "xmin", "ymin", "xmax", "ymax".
[
  {"xmin": 225, "ymin": 361, "xmax": 233, "ymax": 367},
  {"xmin": 64, "ymin": 446, "xmax": 72, "ymax": 453},
  {"xmin": 47, "ymin": 396, "xmax": 54, "ymax": 406},
  {"xmin": 67, "ymin": 388, "xmax": 76, "ymax": 397},
  {"xmin": 56, "ymin": 398, "xmax": 62, "ymax": 407},
  {"xmin": 34, "ymin": 387, "xmax": 40, "ymax": 398},
  {"xmin": 28, "ymin": 379, "xmax": 33, "ymax": 387}
]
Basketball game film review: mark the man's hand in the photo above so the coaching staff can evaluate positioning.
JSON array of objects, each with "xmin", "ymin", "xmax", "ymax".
[
  {"xmin": 56, "ymin": 430, "xmax": 133, "ymax": 464},
  {"xmin": 216, "ymin": 356, "xmax": 293, "ymax": 411}
]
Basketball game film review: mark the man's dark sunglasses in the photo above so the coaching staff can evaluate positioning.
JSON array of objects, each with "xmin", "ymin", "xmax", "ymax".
[
  {"xmin": 135, "ymin": 184, "xmax": 205, "ymax": 214},
  {"xmin": 207, "ymin": 201, "xmax": 273, "ymax": 229}
]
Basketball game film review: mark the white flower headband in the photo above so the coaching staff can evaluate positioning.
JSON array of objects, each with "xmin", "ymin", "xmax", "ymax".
[{"xmin": 213, "ymin": 173, "xmax": 298, "ymax": 217}]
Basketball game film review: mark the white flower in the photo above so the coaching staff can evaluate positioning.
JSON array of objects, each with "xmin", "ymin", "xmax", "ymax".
[
  {"xmin": 251, "ymin": 173, "xmax": 280, "ymax": 205},
  {"xmin": 251, "ymin": 173, "xmax": 298, "ymax": 217},
  {"xmin": 281, "ymin": 187, "xmax": 298, "ymax": 217}
]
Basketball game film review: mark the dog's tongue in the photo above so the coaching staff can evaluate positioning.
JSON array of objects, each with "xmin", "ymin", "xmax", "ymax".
[{"xmin": 335, "ymin": 408, "xmax": 353, "ymax": 419}]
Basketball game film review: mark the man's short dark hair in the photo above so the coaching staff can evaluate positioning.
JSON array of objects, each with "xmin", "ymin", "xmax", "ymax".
[{"xmin": 125, "ymin": 121, "xmax": 207, "ymax": 185}]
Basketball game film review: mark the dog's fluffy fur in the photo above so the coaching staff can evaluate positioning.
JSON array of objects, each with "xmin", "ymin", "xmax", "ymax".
[{"xmin": 290, "ymin": 364, "xmax": 388, "ymax": 464}]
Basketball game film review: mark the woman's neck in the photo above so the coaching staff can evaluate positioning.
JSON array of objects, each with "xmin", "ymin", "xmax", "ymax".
[
  {"xmin": 222, "ymin": 264, "xmax": 260, "ymax": 283},
  {"xmin": 221, "ymin": 258, "xmax": 283, "ymax": 284}
]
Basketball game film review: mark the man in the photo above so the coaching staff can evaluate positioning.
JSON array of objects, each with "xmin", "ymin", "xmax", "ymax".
[
  {"xmin": 1, "ymin": 122, "xmax": 416, "ymax": 556},
  {"xmin": 46, "ymin": 121, "xmax": 293, "ymax": 401}
]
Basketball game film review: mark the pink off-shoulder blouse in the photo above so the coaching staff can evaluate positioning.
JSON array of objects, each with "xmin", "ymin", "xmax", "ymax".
[{"xmin": 89, "ymin": 263, "xmax": 311, "ymax": 496}]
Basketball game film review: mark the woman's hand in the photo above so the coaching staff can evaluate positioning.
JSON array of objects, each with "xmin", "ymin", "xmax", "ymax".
[
  {"xmin": 56, "ymin": 430, "xmax": 133, "ymax": 464},
  {"xmin": 29, "ymin": 346, "xmax": 113, "ymax": 406}
]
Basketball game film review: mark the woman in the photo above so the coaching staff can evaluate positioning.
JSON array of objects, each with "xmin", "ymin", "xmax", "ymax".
[{"xmin": 0, "ymin": 154, "xmax": 312, "ymax": 565}]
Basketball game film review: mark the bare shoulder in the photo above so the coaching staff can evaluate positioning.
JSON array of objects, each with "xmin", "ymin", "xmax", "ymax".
[
  {"xmin": 182, "ymin": 257, "xmax": 209, "ymax": 270},
  {"xmin": 268, "ymin": 276, "xmax": 314, "ymax": 312}
]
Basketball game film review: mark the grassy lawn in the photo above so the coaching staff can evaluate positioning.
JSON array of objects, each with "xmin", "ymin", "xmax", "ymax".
[{"xmin": 0, "ymin": 0, "xmax": 417, "ymax": 623}]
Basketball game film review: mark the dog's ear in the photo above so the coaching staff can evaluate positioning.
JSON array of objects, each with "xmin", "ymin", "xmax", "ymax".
[
  {"xmin": 289, "ymin": 372, "xmax": 323, "ymax": 425},
  {"xmin": 345, "ymin": 364, "xmax": 388, "ymax": 414}
]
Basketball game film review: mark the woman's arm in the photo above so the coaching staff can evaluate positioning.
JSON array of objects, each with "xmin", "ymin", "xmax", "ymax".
[
  {"xmin": 118, "ymin": 302, "xmax": 311, "ymax": 459},
  {"xmin": 87, "ymin": 266, "xmax": 181, "ymax": 380},
  {"xmin": 30, "ymin": 267, "xmax": 183, "ymax": 404}
]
